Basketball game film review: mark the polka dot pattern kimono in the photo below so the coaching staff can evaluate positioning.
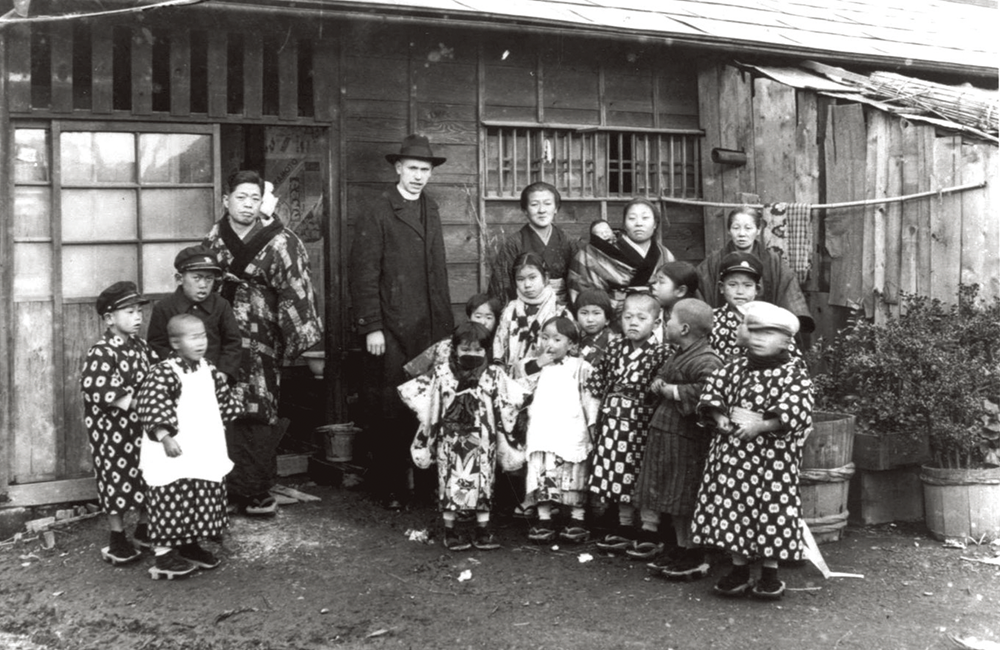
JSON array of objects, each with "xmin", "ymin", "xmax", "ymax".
[{"xmin": 691, "ymin": 356, "xmax": 813, "ymax": 561}]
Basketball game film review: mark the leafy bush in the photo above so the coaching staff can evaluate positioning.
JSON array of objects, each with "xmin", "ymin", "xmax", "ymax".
[{"xmin": 809, "ymin": 285, "xmax": 1000, "ymax": 469}]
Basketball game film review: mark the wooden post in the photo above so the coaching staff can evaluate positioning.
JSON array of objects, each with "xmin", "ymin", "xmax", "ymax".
[
  {"xmin": 91, "ymin": 23, "xmax": 114, "ymax": 114},
  {"xmin": 50, "ymin": 23, "xmax": 74, "ymax": 113},
  {"xmin": 244, "ymin": 37, "xmax": 263, "ymax": 119},
  {"xmin": 278, "ymin": 37, "xmax": 298, "ymax": 121},
  {"xmin": 0, "ymin": 30, "xmax": 13, "ymax": 498},
  {"xmin": 170, "ymin": 30, "xmax": 192, "ymax": 117},
  {"xmin": 131, "ymin": 28, "xmax": 153, "ymax": 115}
]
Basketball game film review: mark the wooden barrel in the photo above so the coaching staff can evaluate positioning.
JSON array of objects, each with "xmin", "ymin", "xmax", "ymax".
[
  {"xmin": 920, "ymin": 466, "xmax": 1000, "ymax": 541},
  {"xmin": 799, "ymin": 412, "xmax": 856, "ymax": 543}
]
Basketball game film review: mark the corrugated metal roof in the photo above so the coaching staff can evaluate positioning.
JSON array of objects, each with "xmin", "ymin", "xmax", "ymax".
[{"xmin": 262, "ymin": 0, "xmax": 996, "ymax": 76}]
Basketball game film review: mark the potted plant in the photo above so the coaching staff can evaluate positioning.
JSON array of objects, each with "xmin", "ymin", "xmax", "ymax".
[{"xmin": 809, "ymin": 285, "xmax": 1000, "ymax": 537}]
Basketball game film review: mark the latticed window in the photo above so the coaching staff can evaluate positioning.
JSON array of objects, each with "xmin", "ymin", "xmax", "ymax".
[{"xmin": 484, "ymin": 124, "xmax": 702, "ymax": 200}]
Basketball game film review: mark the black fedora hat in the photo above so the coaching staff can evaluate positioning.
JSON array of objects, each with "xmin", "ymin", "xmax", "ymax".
[{"xmin": 385, "ymin": 134, "xmax": 447, "ymax": 167}]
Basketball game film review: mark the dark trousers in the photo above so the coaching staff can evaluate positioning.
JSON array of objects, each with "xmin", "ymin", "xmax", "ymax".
[{"xmin": 225, "ymin": 419, "xmax": 281, "ymax": 502}]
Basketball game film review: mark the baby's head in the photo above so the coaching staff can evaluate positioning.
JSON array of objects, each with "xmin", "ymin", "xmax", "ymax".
[
  {"xmin": 620, "ymin": 292, "xmax": 661, "ymax": 343},
  {"xmin": 168, "ymin": 313, "xmax": 208, "ymax": 363},
  {"xmin": 173, "ymin": 246, "xmax": 222, "ymax": 304},
  {"xmin": 718, "ymin": 251, "xmax": 762, "ymax": 311},
  {"xmin": 740, "ymin": 301, "xmax": 798, "ymax": 358},
  {"xmin": 590, "ymin": 219, "xmax": 615, "ymax": 243},
  {"xmin": 450, "ymin": 321, "xmax": 492, "ymax": 372},
  {"xmin": 511, "ymin": 251, "xmax": 549, "ymax": 302},
  {"xmin": 650, "ymin": 261, "xmax": 699, "ymax": 310},
  {"xmin": 664, "ymin": 298, "xmax": 713, "ymax": 346},
  {"xmin": 539, "ymin": 316, "xmax": 580, "ymax": 362},
  {"xmin": 465, "ymin": 293, "xmax": 502, "ymax": 333},
  {"xmin": 572, "ymin": 289, "xmax": 613, "ymax": 337}
]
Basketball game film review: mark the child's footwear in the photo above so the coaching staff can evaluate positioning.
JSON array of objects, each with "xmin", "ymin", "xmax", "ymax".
[
  {"xmin": 527, "ymin": 524, "xmax": 557, "ymax": 544},
  {"xmin": 244, "ymin": 494, "xmax": 278, "ymax": 517},
  {"xmin": 646, "ymin": 545, "xmax": 685, "ymax": 571},
  {"xmin": 558, "ymin": 525, "xmax": 590, "ymax": 544},
  {"xmin": 132, "ymin": 523, "xmax": 152, "ymax": 550},
  {"xmin": 472, "ymin": 526, "xmax": 501, "ymax": 551},
  {"xmin": 596, "ymin": 527, "xmax": 634, "ymax": 553},
  {"xmin": 177, "ymin": 542, "xmax": 221, "ymax": 570},
  {"xmin": 101, "ymin": 531, "xmax": 142, "ymax": 566},
  {"xmin": 625, "ymin": 529, "xmax": 664, "ymax": 560},
  {"xmin": 660, "ymin": 548, "xmax": 711, "ymax": 581},
  {"xmin": 443, "ymin": 527, "xmax": 471, "ymax": 551},
  {"xmin": 713, "ymin": 565, "xmax": 753, "ymax": 597},
  {"xmin": 148, "ymin": 549, "xmax": 197, "ymax": 580},
  {"xmin": 512, "ymin": 504, "xmax": 537, "ymax": 519},
  {"xmin": 751, "ymin": 567, "xmax": 785, "ymax": 600}
]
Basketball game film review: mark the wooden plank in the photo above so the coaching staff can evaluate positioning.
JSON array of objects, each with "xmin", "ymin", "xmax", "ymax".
[
  {"xmin": 7, "ymin": 24, "xmax": 32, "ymax": 112},
  {"xmin": 696, "ymin": 62, "xmax": 726, "ymax": 254},
  {"xmin": 206, "ymin": 33, "xmax": 227, "ymax": 118},
  {"xmin": 415, "ymin": 61, "xmax": 477, "ymax": 105},
  {"xmin": 63, "ymin": 303, "xmax": 102, "ymax": 477},
  {"xmin": 13, "ymin": 302, "xmax": 57, "ymax": 483},
  {"xmin": 718, "ymin": 65, "xmax": 755, "ymax": 197},
  {"xmin": 959, "ymin": 142, "xmax": 988, "ymax": 294},
  {"xmin": 483, "ymin": 64, "xmax": 537, "ymax": 110},
  {"xmin": 344, "ymin": 56, "xmax": 408, "ymax": 102},
  {"xmin": 980, "ymin": 145, "xmax": 1000, "ymax": 301},
  {"xmin": 50, "ymin": 23, "xmax": 74, "ymax": 113},
  {"xmin": 883, "ymin": 119, "xmax": 903, "ymax": 316},
  {"xmin": 930, "ymin": 136, "xmax": 961, "ymax": 303},
  {"xmin": 795, "ymin": 91, "xmax": 821, "ymax": 292},
  {"xmin": 345, "ymin": 116, "xmax": 408, "ymax": 144},
  {"xmin": 824, "ymin": 103, "xmax": 866, "ymax": 309},
  {"xmin": 0, "ymin": 30, "xmax": 11, "ymax": 495},
  {"xmin": 244, "ymin": 36, "xmax": 263, "ymax": 119},
  {"xmin": 915, "ymin": 127, "xmax": 935, "ymax": 298},
  {"xmin": 751, "ymin": 78, "xmax": 795, "ymax": 204},
  {"xmin": 278, "ymin": 37, "xmax": 298, "ymax": 120},
  {"xmin": 899, "ymin": 120, "xmax": 922, "ymax": 301},
  {"xmin": 3, "ymin": 477, "xmax": 97, "ymax": 507},
  {"xmin": 91, "ymin": 23, "xmax": 113, "ymax": 114},
  {"xmin": 131, "ymin": 28, "xmax": 153, "ymax": 115},
  {"xmin": 169, "ymin": 30, "xmax": 191, "ymax": 117},
  {"xmin": 864, "ymin": 111, "xmax": 889, "ymax": 321},
  {"xmin": 313, "ymin": 37, "xmax": 337, "ymax": 123},
  {"xmin": 442, "ymin": 223, "xmax": 480, "ymax": 264}
]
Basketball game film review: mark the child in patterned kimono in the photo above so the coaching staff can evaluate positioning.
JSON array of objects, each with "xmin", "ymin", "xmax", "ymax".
[
  {"xmin": 516, "ymin": 317, "xmax": 601, "ymax": 544},
  {"xmin": 81, "ymin": 281, "xmax": 155, "ymax": 565},
  {"xmin": 709, "ymin": 251, "xmax": 762, "ymax": 362},
  {"xmin": 399, "ymin": 323, "xmax": 529, "ymax": 551},
  {"xmin": 632, "ymin": 299, "xmax": 722, "ymax": 578},
  {"xmin": 137, "ymin": 314, "xmax": 242, "ymax": 580},
  {"xmin": 692, "ymin": 302, "xmax": 813, "ymax": 600},
  {"xmin": 403, "ymin": 293, "xmax": 502, "ymax": 379},
  {"xmin": 494, "ymin": 252, "xmax": 569, "ymax": 372},
  {"xmin": 573, "ymin": 289, "xmax": 619, "ymax": 367},
  {"xmin": 649, "ymin": 261, "xmax": 700, "ymax": 345},
  {"xmin": 586, "ymin": 293, "xmax": 671, "ymax": 552}
]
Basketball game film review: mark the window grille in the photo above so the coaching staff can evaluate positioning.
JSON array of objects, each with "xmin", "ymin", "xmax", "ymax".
[{"xmin": 484, "ymin": 125, "xmax": 702, "ymax": 200}]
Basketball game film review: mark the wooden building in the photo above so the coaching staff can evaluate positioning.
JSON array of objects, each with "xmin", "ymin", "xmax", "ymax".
[{"xmin": 1, "ymin": 0, "xmax": 996, "ymax": 507}]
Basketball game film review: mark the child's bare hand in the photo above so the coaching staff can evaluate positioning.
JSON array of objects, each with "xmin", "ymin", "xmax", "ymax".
[
  {"xmin": 650, "ymin": 378, "xmax": 666, "ymax": 395},
  {"xmin": 163, "ymin": 436, "xmax": 182, "ymax": 458},
  {"xmin": 732, "ymin": 421, "xmax": 765, "ymax": 441},
  {"xmin": 536, "ymin": 349, "xmax": 555, "ymax": 367},
  {"xmin": 714, "ymin": 414, "xmax": 732, "ymax": 433}
]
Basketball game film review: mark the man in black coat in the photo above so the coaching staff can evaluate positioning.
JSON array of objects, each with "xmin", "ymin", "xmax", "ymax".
[{"xmin": 349, "ymin": 134, "xmax": 454, "ymax": 510}]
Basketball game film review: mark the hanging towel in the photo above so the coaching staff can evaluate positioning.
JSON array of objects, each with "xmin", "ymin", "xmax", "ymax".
[{"xmin": 763, "ymin": 203, "xmax": 813, "ymax": 283}]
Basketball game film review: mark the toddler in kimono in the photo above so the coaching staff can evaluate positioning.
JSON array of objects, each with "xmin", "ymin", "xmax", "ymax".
[{"xmin": 137, "ymin": 314, "xmax": 242, "ymax": 580}]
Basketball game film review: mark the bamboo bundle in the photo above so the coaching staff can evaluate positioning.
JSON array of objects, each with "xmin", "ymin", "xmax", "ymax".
[{"xmin": 865, "ymin": 72, "xmax": 999, "ymax": 135}]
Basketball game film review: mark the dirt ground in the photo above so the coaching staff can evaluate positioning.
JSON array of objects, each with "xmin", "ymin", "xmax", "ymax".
[{"xmin": 1, "ymin": 479, "xmax": 998, "ymax": 650}]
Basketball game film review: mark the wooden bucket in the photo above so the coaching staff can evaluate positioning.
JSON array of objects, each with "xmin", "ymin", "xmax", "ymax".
[
  {"xmin": 920, "ymin": 466, "xmax": 1000, "ymax": 541},
  {"xmin": 317, "ymin": 423, "xmax": 361, "ymax": 463},
  {"xmin": 799, "ymin": 412, "xmax": 856, "ymax": 543}
]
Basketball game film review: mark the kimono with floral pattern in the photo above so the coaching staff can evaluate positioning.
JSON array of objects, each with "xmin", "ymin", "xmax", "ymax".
[
  {"xmin": 709, "ymin": 303, "xmax": 745, "ymax": 362},
  {"xmin": 398, "ymin": 363, "xmax": 528, "ymax": 512},
  {"xmin": 493, "ymin": 289, "xmax": 568, "ymax": 372},
  {"xmin": 691, "ymin": 356, "xmax": 814, "ymax": 561}
]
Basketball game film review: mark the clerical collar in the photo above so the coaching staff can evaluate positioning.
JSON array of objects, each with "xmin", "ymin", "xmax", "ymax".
[{"xmin": 396, "ymin": 184, "xmax": 421, "ymax": 201}]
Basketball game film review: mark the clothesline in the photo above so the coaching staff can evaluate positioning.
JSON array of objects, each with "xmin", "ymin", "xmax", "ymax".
[{"xmin": 659, "ymin": 180, "xmax": 987, "ymax": 210}]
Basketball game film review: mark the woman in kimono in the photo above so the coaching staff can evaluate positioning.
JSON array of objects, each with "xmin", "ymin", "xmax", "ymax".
[{"xmin": 398, "ymin": 323, "xmax": 529, "ymax": 551}]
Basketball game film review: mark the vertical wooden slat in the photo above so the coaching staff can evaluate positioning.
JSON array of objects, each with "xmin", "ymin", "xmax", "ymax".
[
  {"xmin": 795, "ymin": 90, "xmax": 820, "ymax": 292},
  {"xmin": 476, "ymin": 42, "xmax": 488, "ymax": 291},
  {"xmin": 824, "ymin": 103, "xmax": 866, "ymax": 309},
  {"xmin": 207, "ymin": 34, "xmax": 227, "ymax": 118},
  {"xmin": 511, "ymin": 128, "xmax": 518, "ymax": 193},
  {"xmin": 697, "ymin": 62, "xmax": 725, "ymax": 249},
  {"xmin": 959, "ymin": 142, "xmax": 988, "ymax": 295},
  {"xmin": 91, "ymin": 23, "xmax": 113, "ymax": 114},
  {"xmin": 50, "ymin": 23, "xmax": 74, "ymax": 113},
  {"xmin": 244, "ymin": 37, "xmax": 263, "ymax": 119},
  {"xmin": 278, "ymin": 38, "xmax": 298, "ymax": 120},
  {"xmin": 169, "ymin": 30, "xmax": 191, "ymax": 117},
  {"xmin": 7, "ymin": 25, "xmax": 32, "ymax": 112},
  {"xmin": 313, "ymin": 38, "xmax": 337, "ymax": 123},
  {"xmin": 668, "ymin": 135, "xmax": 676, "ymax": 196},
  {"xmin": 883, "ymin": 120, "xmax": 903, "ymax": 315},
  {"xmin": 899, "ymin": 121, "xmax": 922, "ymax": 301},
  {"xmin": 131, "ymin": 28, "xmax": 153, "ymax": 115},
  {"xmin": 407, "ymin": 48, "xmax": 417, "ymax": 133},
  {"xmin": 930, "ymin": 136, "xmax": 961, "ymax": 303},
  {"xmin": 0, "ymin": 30, "xmax": 12, "ymax": 493},
  {"xmin": 981, "ymin": 145, "xmax": 1000, "ymax": 301},
  {"xmin": 915, "ymin": 127, "xmax": 935, "ymax": 297},
  {"xmin": 535, "ymin": 53, "xmax": 544, "ymax": 123},
  {"xmin": 50, "ymin": 121, "xmax": 66, "ymax": 477},
  {"xmin": 864, "ymin": 111, "xmax": 889, "ymax": 321}
]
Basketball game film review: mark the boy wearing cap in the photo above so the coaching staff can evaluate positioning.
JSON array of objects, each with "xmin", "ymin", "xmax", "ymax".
[
  {"xmin": 709, "ymin": 251, "xmax": 763, "ymax": 362},
  {"xmin": 691, "ymin": 302, "xmax": 814, "ymax": 601},
  {"xmin": 147, "ymin": 246, "xmax": 241, "ymax": 382},
  {"xmin": 80, "ymin": 281, "xmax": 157, "ymax": 565}
]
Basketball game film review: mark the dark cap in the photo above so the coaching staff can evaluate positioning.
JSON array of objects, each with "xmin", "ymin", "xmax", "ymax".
[
  {"xmin": 174, "ymin": 246, "xmax": 222, "ymax": 274},
  {"xmin": 385, "ymin": 134, "xmax": 447, "ymax": 167},
  {"xmin": 719, "ymin": 251, "xmax": 763, "ymax": 281},
  {"xmin": 96, "ymin": 281, "xmax": 149, "ymax": 316}
]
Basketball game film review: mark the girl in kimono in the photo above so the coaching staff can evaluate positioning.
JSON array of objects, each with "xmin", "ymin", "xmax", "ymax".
[
  {"xmin": 493, "ymin": 252, "xmax": 569, "ymax": 372},
  {"xmin": 708, "ymin": 251, "xmax": 763, "ymax": 362},
  {"xmin": 404, "ymin": 293, "xmax": 502, "ymax": 379},
  {"xmin": 137, "ymin": 314, "xmax": 242, "ymax": 579},
  {"xmin": 399, "ymin": 323, "xmax": 529, "ymax": 551},
  {"xmin": 692, "ymin": 302, "xmax": 814, "ymax": 601},
  {"xmin": 586, "ymin": 293, "xmax": 672, "ymax": 552},
  {"xmin": 516, "ymin": 317, "xmax": 601, "ymax": 544},
  {"xmin": 573, "ymin": 289, "xmax": 619, "ymax": 367}
]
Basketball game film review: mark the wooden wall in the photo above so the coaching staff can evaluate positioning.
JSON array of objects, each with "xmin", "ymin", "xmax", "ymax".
[{"xmin": 698, "ymin": 62, "xmax": 999, "ymax": 344}]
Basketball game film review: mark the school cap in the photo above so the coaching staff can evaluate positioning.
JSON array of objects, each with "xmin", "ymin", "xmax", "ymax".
[
  {"xmin": 96, "ymin": 281, "xmax": 149, "ymax": 316},
  {"xmin": 742, "ymin": 301, "xmax": 799, "ymax": 336},
  {"xmin": 174, "ymin": 246, "xmax": 222, "ymax": 273},
  {"xmin": 719, "ymin": 251, "xmax": 763, "ymax": 281}
]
